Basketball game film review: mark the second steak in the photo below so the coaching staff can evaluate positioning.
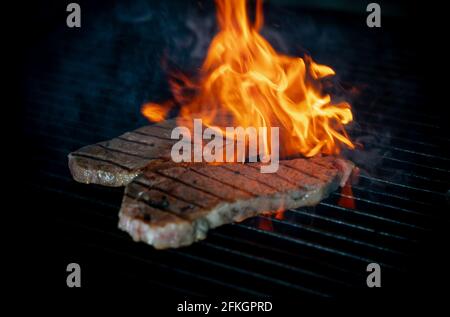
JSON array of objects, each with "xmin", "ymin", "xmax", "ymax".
[{"xmin": 118, "ymin": 156, "xmax": 354, "ymax": 249}]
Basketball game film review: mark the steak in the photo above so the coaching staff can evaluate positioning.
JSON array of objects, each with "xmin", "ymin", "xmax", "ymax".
[
  {"xmin": 118, "ymin": 156, "xmax": 354, "ymax": 249},
  {"xmin": 68, "ymin": 119, "xmax": 183, "ymax": 186},
  {"xmin": 68, "ymin": 118, "xmax": 229, "ymax": 186}
]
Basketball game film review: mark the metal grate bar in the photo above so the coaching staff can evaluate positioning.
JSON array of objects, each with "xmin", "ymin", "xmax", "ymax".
[
  {"xmin": 319, "ymin": 202, "xmax": 428, "ymax": 231},
  {"xmin": 331, "ymin": 192, "xmax": 439, "ymax": 219},
  {"xmin": 288, "ymin": 208, "xmax": 416, "ymax": 242},
  {"xmin": 29, "ymin": 175, "xmax": 370, "ymax": 294},
  {"xmin": 359, "ymin": 175, "xmax": 447, "ymax": 197},
  {"xmin": 256, "ymin": 215, "xmax": 408, "ymax": 256}
]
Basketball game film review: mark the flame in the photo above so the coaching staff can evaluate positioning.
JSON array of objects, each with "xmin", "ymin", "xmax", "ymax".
[
  {"xmin": 142, "ymin": 0, "xmax": 354, "ymax": 157},
  {"xmin": 258, "ymin": 216, "xmax": 274, "ymax": 231},
  {"xmin": 338, "ymin": 182, "xmax": 356, "ymax": 209},
  {"xmin": 257, "ymin": 199, "xmax": 286, "ymax": 230},
  {"xmin": 141, "ymin": 102, "xmax": 170, "ymax": 122},
  {"xmin": 274, "ymin": 198, "xmax": 286, "ymax": 219}
]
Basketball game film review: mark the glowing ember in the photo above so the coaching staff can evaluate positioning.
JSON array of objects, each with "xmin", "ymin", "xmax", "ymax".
[
  {"xmin": 258, "ymin": 216, "xmax": 274, "ymax": 231},
  {"xmin": 338, "ymin": 183, "xmax": 356, "ymax": 209},
  {"xmin": 142, "ymin": 0, "xmax": 354, "ymax": 158},
  {"xmin": 141, "ymin": 102, "xmax": 171, "ymax": 122}
]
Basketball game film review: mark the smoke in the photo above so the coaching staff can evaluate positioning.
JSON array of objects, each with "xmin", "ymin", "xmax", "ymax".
[
  {"xmin": 31, "ymin": 0, "xmax": 397, "ymax": 182},
  {"xmin": 343, "ymin": 127, "xmax": 391, "ymax": 175},
  {"xmin": 115, "ymin": 1, "xmax": 155, "ymax": 24}
]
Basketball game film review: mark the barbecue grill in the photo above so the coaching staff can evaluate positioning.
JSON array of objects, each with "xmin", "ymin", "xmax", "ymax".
[{"xmin": 20, "ymin": 0, "xmax": 449, "ymax": 307}]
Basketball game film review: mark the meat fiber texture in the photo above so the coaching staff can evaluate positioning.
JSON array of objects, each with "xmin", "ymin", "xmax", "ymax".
[
  {"xmin": 118, "ymin": 156, "xmax": 354, "ymax": 249},
  {"xmin": 68, "ymin": 119, "xmax": 181, "ymax": 187}
]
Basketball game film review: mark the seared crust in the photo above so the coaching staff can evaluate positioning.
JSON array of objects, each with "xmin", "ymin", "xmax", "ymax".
[
  {"xmin": 118, "ymin": 157, "xmax": 354, "ymax": 249},
  {"xmin": 68, "ymin": 119, "xmax": 181, "ymax": 186}
]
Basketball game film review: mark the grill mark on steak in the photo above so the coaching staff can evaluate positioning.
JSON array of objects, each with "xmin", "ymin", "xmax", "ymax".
[
  {"xmin": 245, "ymin": 163, "xmax": 309, "ymax": 190},
  {"xmin": 144, "ymin": 124, "xmax": 173, "ymax": 131},
  {"xmin": 131, "ymin": 130, "xmax": 174, "ymax": 141},
  {"xmin": 186, "ymin": 166, "xmax": 260, "ymax": 197},
  {"xmin": 274, "ymin": 164, "xmax": 325, "ymax": 190},
  {"xmin": 219, "ymin": 165, "xmax": 279, "ymax": 190},
  {"xmin": 133, "ymin": 180, "xmax": 205, "ymax": 209},
  {"xmin": 118, "ymin": 158, "xmax": 355, "ymax": 249},
  {"xmin": 133, "ymin": 174, "xmax": 219, "ymax": 209},
  {"xmin": 220, "ymin": 164, "xmax": 305, "ymax": 192},
  {"xmin": 125, "ymin": 192, "xmax": 173, "ymax": 215},
  {"xmin": 116, "ymin": 136, "xmax": 158, "ymax": 147},
  {"xmin": 281, "ymin": 160, "xmax": 333, "ymax": 182},
  {"xmin": 128, "ymin": 173, "xmax": 251, "ymax": 228},
  {"xmin": 69, "ymin": 152, "xmax": 132, "ymax": 171},
  {"xmin": 155, "ymin": 167, "xmax": 251, "ymax": 201},
  {"xmin": 154, "ymin": 171, "xmax": 236, "ymax": 201},
  {"xmin": 123, "ymin": 193, "xmax": 188, "ymax": 224},
  {"xmin": 94, "ymin": 144, "xmax": 158, "ymax": 160},
  {"xmin": 127, "ymin": 183, "xmax": 198, "ymax": 220},
  {"xmin": 308, "ymin": 156, "xmax": 354, "ymax": 187},
  {"xmin": 279, "ymin": 161, "xmax": 325, "ymax": 182}
]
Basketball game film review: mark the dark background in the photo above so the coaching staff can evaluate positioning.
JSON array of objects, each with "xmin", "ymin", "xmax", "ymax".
[{"xmin": 10, "ymin": 0, "xmax": 449, "ymax": 311}]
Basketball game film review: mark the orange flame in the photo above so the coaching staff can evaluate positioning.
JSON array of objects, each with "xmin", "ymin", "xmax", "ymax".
[
  {"xmin": 142, "ymin": 0, "xmax": 354, "ymax": 157},
  {"xmin": 257, "ymin": 199, "xmax": 286, "ymax": 230},
  {"xmin": 258, "ymin": 216, "xmax": 274, "ymax": 231},
  {"xmin": 338, "ymin": 182, "xmax": 356, "ymax": 209},
  {"xmin": 141, "ymin": 102, "xmax": 171, "ymax": 122}
]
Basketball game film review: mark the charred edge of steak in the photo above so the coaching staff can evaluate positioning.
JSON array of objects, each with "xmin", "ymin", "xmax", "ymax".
[
  {"xmin": 118, "ymin": 160, "xmax": 353, "ymax": 249},
  {"xmin": 68, "ymin": 150, "xmax": 182, "ymax": 187},
  {"xmin": 67, "ymin": 119, "xmax": 180, "ymax": 187},
  {"xmin": 68, "ymin": 153, "xmax": 140, "ymax": 187}
]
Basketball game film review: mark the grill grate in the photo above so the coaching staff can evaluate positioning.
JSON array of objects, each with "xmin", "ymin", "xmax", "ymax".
[{"xmin": 23, "ymin": 1, "xmax": 449, "ymax": 299}]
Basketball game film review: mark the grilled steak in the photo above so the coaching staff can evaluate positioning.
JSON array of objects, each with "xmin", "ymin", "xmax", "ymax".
[
  {"xmin": 68, "ymin": 119, "xmax": 193, "ymax": 186},
  {"xmin": 68, "ymin": 118, "xmax": 231, "ymax": 186},
  {"xmin": 118, "ymin": 156, "xmax": 354, "ymax": 249}
]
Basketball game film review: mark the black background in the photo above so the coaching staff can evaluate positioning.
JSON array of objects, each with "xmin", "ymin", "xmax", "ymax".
[{"xmin": 9, "ymin": 0, "xmax": 450, "ymax": 311}]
